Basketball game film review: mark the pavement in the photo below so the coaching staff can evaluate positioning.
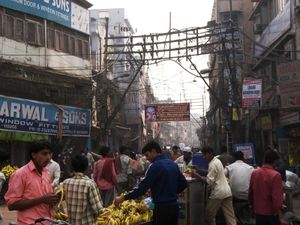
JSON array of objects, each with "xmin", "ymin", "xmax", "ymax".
[{"xmin": 1, "ymin": 194, "xmax": 300, "ymax": 225}]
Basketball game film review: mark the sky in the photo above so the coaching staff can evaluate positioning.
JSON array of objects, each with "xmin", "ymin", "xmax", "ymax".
[{"xmin": 88, "ymin": 0, "xmax": 215, "ymax": 117}]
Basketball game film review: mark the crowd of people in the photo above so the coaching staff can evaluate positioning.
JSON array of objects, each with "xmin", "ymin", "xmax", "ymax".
[{"xmin": 0, "ymin": 140, "xmax": 299, "ymax": 225}]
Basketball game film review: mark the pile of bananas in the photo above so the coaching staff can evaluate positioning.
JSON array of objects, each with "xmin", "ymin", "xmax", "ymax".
[
  {"xmin": 53, "ymin": 183, "xmax": 68, "ymax": 222},
  {"xmin": 97, "ymin": 199, "xmax": 152, "ymax": 225},
  {"xmin": 1, "ymin": 165, "xmax": 18, "ymax": 178}
]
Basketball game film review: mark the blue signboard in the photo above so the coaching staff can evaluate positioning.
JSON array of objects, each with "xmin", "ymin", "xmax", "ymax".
[
  {"xmin": 233, "ymin": 143, "xmax": 256, "ymax": 165},
  {"xmin": 0, "ymin": 0, "xmax": 71, "ymax": 28},
  {"xmin": 0, "ymin": 95, "xmax": 91, "ymax": 137}
]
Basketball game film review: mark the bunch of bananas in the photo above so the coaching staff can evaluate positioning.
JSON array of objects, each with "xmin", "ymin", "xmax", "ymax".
[
  {"xmin": 53, "ymin": 183, "xmax": 68, "ymax": 222},
  {"xmin": 1, "ymin": 165, "xmax": 18, "ymax": 178},
  {"xmin": 54, "ymin": 183, "xmax": 65, "ymax": 208},
  {"xmin": 97, "ymin": 199, "xmax": 152, "ymax": 225},
  {"xmin": 53, "ymin": 211, "xmax": 68, "ymax": 221}
]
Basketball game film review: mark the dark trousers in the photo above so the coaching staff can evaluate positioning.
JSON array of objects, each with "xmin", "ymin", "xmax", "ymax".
[
  {"xmin": 153, "ymin": 204, "xmax": 178, "ymax": 225},
  {"xmin": 256, "ymin": 214, "xmax": 280, "ymax": 225}
]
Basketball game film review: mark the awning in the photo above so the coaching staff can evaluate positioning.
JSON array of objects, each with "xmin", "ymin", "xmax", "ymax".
[{"xmin": 0, "ymin": 131, "xmax": 48, "ymax": 142}]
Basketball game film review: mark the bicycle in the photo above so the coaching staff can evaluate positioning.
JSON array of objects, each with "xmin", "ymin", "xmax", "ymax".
[{"xmin": 31, "ymin": 217, "xmax": 69, "ymax": 225}]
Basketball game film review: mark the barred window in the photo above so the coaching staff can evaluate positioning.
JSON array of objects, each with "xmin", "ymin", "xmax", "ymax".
[
  {"xmin": 47, "ymin": 28, "xmax": 55, "ymax": 49},
  {"xmin": 69, "ymin": 36, "xmax": 75, "ymax": 55},
  {"xmin": 27, "ymin": 21, "xmax": 37, "ymax": 44},
  {"xmin": 63, "ymin": 34, "xmax": 69, "ymax": 53},
  {"xmin": 15, "ymin": 19, "xmax": 24, "ymax": 41},
  {"xmin": 6, "ymin": 16, "xmax": 14, "ymax": 38},
  {"xmin": 55, "ymin": 30, "xmax": 62, "ymax": 51},
  {"xmin": 0, "ymin": 14, "xmax": 2, "ymax": 36},
  {"xmin": 37, "ymin": 24, "xmax": 44, "ymax": 46},
  {"xmin": 77, "ymin": 39, "xmax": 83, "ymax": 58},
  {"xmin": 82, "ymin": 41, "xmax": 89, "ymax": 59}
]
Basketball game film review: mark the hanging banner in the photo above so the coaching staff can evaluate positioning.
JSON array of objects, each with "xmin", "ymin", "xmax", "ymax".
[
  {"xmin": 145, "ymin": 103, "xmax": 190, "ymax": 122},
  {"xmin": 242, "ymin": 79, "xmax": 262, "ymax": 109},
  {"xmin": 0, "ymin": 95, "xmax": 91, "ymax": 137}
]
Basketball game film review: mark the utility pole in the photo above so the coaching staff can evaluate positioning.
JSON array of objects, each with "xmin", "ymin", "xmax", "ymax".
[{"xmin": 228, "ymin": 0, "xmax": 238, "ymax": 151}]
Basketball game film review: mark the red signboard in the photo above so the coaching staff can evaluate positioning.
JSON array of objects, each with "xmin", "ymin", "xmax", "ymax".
[{"xmin": 145, "ymin": 103, "xmax": 190, "ymax": 122}]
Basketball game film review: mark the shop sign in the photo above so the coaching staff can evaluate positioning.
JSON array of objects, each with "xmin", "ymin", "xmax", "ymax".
[
  {"xmin": 279, "ymin": 111, "xmax": 300, "ymax": 127},
  {"xmin": 277, "ymin": 61, "xmax": 300, "ymax": 108},
  {"xmin": 260, "ymin": 114, "xmax": 272, "ymax": 130},
  {"xmin": 233, "ymin": 143, "xmax": 256, "ymax": 165},
  {"xmin": 0, "ymin": 95, "xmax": 91, "ymax": 137},
  {"xmin": 0, "ymin": 0, "xmax": 89, "ymax": 34},
  {"xmin": 242, "ymin": 79, "xmax": 262, "ymax": 108},
  {"xmin": 144, "ymin": 103, "xmax": 190, "ymax": 122}
]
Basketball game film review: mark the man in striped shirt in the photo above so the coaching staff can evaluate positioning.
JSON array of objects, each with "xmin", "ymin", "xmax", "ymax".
[{"xmin": 63, "ymin": 155, "xmax": 103, "ymax": 225}]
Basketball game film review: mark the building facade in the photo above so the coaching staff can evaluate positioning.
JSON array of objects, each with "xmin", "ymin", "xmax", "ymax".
[
  {"xmin": 206, "ymin": 0, "xmax": 254, "ymax": 153},
  {"xmin": 250, "ymin": 0, "xmax": 300, "ymax": 167},
  {"xmin": 0, "ymin": 0, "xmax": 93, "ymax": 172}
]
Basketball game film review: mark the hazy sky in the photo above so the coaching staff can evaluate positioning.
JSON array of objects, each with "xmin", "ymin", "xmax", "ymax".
[{"xmin": 88, "ymin": 0, "xmax": 214, "ymax": 116}]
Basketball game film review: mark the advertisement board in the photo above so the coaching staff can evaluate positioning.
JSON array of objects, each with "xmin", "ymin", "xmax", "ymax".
[
  {"xmin": 242, "ymin": 79, "xmax": 262, "ymax": 109},
  {"xmin": 233, "ymin": 143, "xmax": 256, "ymax": 165},
  {"xmin": 0, "ymin": 0, "xmax": 89, "ymax": 34},
  {"xmin": 0, "ymin": 95, "xmax": 91, "ymax": 137},
  {"xmin": 277, "ymin": 61, "xmax": 300, "ymax": 108},
  {"xmin": 144, "ymin": 103, "xmax": 190, "ymax": 122}
]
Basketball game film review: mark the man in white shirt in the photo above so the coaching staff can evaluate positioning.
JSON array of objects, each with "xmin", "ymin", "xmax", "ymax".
[
  {"xmin": 46, "ymin": 158, "xmax": 61, "ymax": 188},
  {"xmin": 193, "ymin": 146, "xmax": 236, "ymax": 225},
  {"xmin": 175, "ymin": 146, "xmax": 193, "ymax": 172},
  {"xmin": 225, "ymin": 151, "xmax": 254, "ymax": 200},
  {"xmin": 116, "ymin": 145, "xmax": 133, "ymax": 194}
]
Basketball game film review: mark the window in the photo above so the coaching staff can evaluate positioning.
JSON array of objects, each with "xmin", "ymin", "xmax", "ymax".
[
  {"xmin": 82, "ymin": 41, "xmax": 89, "ymax": 59},
  {"xmin": 26, "ymin": 21, "xmax": 44, "ymax": 46},
  {"xmin": 0, "ymin": 14, "xmax": 2, "ymax": 36},
  {"xmin": 55, "ymin": 30, "xmax": 62, "ymax": 51},
  {"xmin": 27, "ymin": 21, "xmax": 37, "ymax": 44},
  {"xmin": 69, "ymin": 36, "xmax": 75, "ymax": 55},
  {"xmin": 6, "ymin": 16, "xmax": 14, "ymax": 38},
  {"xmin": 77, "ymin": 39, "xmax": 83, "ymax": 58},
  {"xmin": 220, "ymin": 11, "xmax": 241, "ymax": 26},
  {"xmin": 63, "ymin": 34, "xmax": 69, "ymax": 53},
  {"xmin": 15, "ymin": 19, "xmax": 24, "ymax": 41},
  {"xmin": 47, "ymin": 28, "xmax": 55, "ymax": 49},
  {"xmin": 37, "ymin": 24, "xmax": 44, "ymax": 46}
]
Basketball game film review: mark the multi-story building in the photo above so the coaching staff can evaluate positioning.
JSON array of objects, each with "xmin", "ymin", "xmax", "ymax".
[
  {"xmin": 250, "ymin": 0, "xmax": 300, "ymax": 166},
  {"xmin": 206, "ymin": 0, "xmax": 254, "ymax": 152},
  {"xmin": 90, "ymin": 8, "xmax": 153, "ymax": 151},
  {"xmin": 0, "ymin": 0, "xmax": 93, "ymax": 168}
]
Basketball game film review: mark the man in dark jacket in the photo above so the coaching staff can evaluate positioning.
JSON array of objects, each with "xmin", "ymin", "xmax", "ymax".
[{"xmin": 114, "ymin": 141, "xmax": 188, "ymax": 225}]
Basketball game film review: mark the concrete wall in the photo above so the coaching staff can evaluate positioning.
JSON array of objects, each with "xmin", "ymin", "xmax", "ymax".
[{"xmin": 0, "ymin": 37, "xmax": 91, "ymax": 78}]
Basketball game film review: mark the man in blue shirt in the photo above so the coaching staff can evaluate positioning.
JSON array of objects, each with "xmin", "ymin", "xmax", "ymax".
[{"xmin": 114, "ymin": 141, "xmax": 188, "ymax": 225}]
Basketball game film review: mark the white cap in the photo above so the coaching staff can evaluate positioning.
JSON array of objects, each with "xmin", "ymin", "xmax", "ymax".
[{"xmin": 182, "ymin": 146, "xmax": 192, "ymax": 153}]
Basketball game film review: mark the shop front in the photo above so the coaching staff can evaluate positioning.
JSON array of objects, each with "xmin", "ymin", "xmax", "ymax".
[{"xmin": 0, "ymin": 94, "xmax": 91, "ymax": 175}]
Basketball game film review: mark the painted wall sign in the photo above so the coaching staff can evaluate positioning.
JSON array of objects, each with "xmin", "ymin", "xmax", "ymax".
[
  {"xmin": 0, "ymin": 95, "xmax": 91, "ymax": 137},
  {"xmin": 0, "ymin": 0, "xmax": 89, "ymax": 34}
]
